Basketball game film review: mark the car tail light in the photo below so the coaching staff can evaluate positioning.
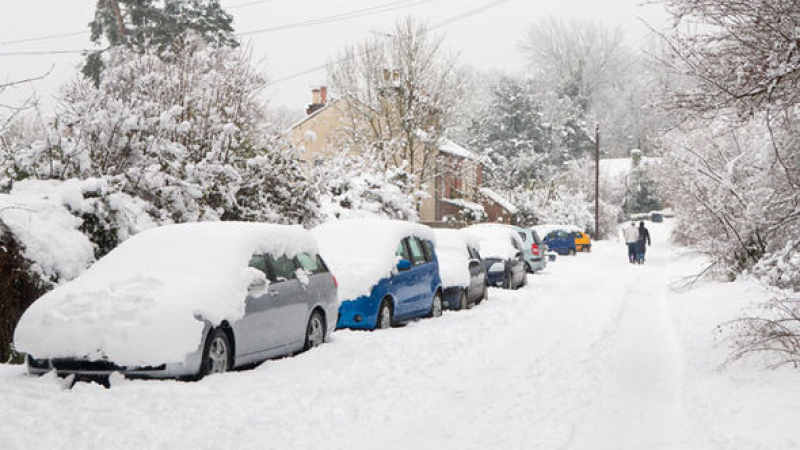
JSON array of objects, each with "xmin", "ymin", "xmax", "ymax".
[
  {"xmin": 531, "ymin": 243, "xmax": 540, "ymax": 256},
  {"xmin": 332, "ymin": 275, "xmax": 338, "ymax": 289}
]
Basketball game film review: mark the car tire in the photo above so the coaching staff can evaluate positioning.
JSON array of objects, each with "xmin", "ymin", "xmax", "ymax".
[
  {"xmin": 569, "ymin": 249, "xmax": 576, "ymax": 256},
  {"xmin": 429, "ymin": 292, "xmax": 443, "ymax": 318},
  {"xmin": 199, "ymin": 327, "xmax": 232, "ymax": 378},
  {"xmin": 376, "ymin": 299, "xmax": 393, "ymax": 330},
  {"xmin": 303, "ymin": 310, "xmax": 325, "ymax": 351},
  {"xmin": 481, "ymin": 284, "xmax": 488, "ymax": 302},
  {"xmin": 458, "ymin": 289, "xmax": 468, "ymax": 310}
]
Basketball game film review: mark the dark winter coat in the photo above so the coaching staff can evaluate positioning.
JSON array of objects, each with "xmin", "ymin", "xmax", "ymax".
[{"xmin": 637, "ymin": 225, "xmax": 651, "ymax": 254}]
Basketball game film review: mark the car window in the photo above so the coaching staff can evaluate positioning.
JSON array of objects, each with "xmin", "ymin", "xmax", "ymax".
[
  {"xmin": 396, "ymin": 240, "xmax": 411, "ymax": 261},
  {"xmin": 547, "ymin": 231, "xmax": 557, "ymax": 240},
  {"xmin": 296, "ymin": 253, "xmax": 327, "ymax": 274},
  {"xmin": 248, "ymin": 254, "xmax": 270, "ymax": 276},
  {"xmin": 407, "ymin": 238, "xmax": 427, "ymax": 265},
  {"xmin": 511, "ymin": 237, "xmax": 521, "ymax": 251},
  {"xmin": 468, "ymin": 246, "xmax": 482, "ymax": 260},
  {"xmin": 267, "ymin": 255, "xmax": 297, "ymax": 282},
  {"xmin": 422, "ymin": 240, "xmax": 435, "ymax": 263},
  {"xmin": 518, "ymin": 232, "xmax": 527, "ymax": 242}
]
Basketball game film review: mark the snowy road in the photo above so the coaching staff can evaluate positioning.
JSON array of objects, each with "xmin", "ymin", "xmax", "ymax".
[{"xmin": 2, "ymin": 221, "xmax": 799, "ymax": 450}]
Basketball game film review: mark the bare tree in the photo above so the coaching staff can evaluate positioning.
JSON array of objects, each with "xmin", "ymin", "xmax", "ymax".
[
  {"xmin": 519, "ymin": 17, "xmax": 627, "ymax": 111},
  {"xmin": 658, "ymin": 0, "xmax": 800, "ymax": 121},
  {"xmin": 327, "ymin": 17, "xmax": 464, "ymax": 188}
]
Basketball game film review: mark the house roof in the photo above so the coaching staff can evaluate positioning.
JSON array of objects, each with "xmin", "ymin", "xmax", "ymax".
[
  {"xmin": 440, "ymin": 197, "xmax": 485, "ymax": 213},
  {"xmin": 439, "ymin": 139, "xmax": 487, "ymax": 164},
  {"xmin": 479, "ymin": 187, "xmax": 518, "ymax": 214},
  {"xmin": 283, "ymin": 98, "xmax": 341, "ymax": 134}
]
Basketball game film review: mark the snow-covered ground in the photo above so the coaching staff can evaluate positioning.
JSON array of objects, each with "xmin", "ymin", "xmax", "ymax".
[{"xmin": 1, "ymin": 220, "xmax": 798, "ymax": 450}]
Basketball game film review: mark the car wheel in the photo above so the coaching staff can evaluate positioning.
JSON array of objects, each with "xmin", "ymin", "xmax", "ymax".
[
  {"xmin": 376, "ymin": 299, "xmax": 393, "ymax": 330},
  {"xmin": 481, "ymin": 284, "xmax": 488, "ymax": 302},
  {"xmin": 569, "ymin": 249, "xmax": 576, "ymax": 256},
  {"xmin": 303, "ymin": 310, "xmax": 325, "ymax": 351},
  {"xmin": 199, "ymin": 327, "xmax": 232, "ymax": 378},
  {"xmin": 429, "ymin": 292, "xmax": 443, "ymax": 318},
  {"xmin": 458, "ymin": 289, "xmax": 468, "ymax": 310}
]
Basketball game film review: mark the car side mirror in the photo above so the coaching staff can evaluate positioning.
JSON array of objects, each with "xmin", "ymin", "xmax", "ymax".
[
  {"xmin": 396, "ymin": 259, "xmax": 412, "ymax": 271},
  {"xmin": 515, "ymin": 252, "xmax": 523, "ymax": 261}
]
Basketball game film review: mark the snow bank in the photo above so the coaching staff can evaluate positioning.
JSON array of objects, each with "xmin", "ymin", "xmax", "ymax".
[
  {"xmin": 0, "ymin": 180, "xmax": 98, "ymax": 281},
  {"xmin": 463, "ymin": 224, "xmax": 521, "ymax": 260},
  {"xmin": 312, "ymin": 219, "xmax": 434, "ymax": 301},
  {"xmin": 433, "ymin": 229, "xmax": 475, "ymax": 288},
  {"xmin": 14, "ymin": 222, "xmax": 317, "ymax": 367}
]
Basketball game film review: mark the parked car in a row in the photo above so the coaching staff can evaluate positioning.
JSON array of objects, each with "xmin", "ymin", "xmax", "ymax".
[
  {"xmin": 533, "ymin": 225, "xmax": 592, "ymax": 256},
  {"xmin": 464, "ymin": 224, "xmax": 527, "ymax": 290},
  {"xmin": 510, "ymin": 226, "xmax": 547, "ymax": 273},
  {"xmin": 14, "ymin": 222, "xmax": 338, "ymax": 381},
  {"xmin": 434, "ymin": 229, "xmax": 488, "ymax": 310},
  {"xmin": 311, "ymin": 219, "xmax": 443, "ymax": 330}
]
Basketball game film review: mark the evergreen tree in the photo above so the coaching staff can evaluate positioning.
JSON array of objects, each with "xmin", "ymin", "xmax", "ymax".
[{"xmin": 84, "ymin": 0, "xmax": 238, "ymax": 85}]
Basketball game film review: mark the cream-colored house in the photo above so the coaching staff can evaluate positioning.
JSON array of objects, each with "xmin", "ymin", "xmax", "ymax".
[{"xmin": 286, "ymin": 87, "xmax": 515, "ymax": 224}]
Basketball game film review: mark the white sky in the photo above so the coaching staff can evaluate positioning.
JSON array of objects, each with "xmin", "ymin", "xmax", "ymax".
[{"xmin": 0, "ymin": 0, "xmax": 667, "ymax": 113}]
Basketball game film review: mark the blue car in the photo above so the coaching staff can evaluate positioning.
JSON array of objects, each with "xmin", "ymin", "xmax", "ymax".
[
  {"xmin": 536, "ymin": 226, "xmax": 578, "ymax": 256},
  {"xmin": 312, "ymin": 220, "xmax": 443, "ymax": 330}
]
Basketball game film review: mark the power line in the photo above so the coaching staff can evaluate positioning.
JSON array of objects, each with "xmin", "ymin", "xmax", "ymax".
[
  {"xmin": 0, "ymin": 0, "xmax": 290, "ymax": 47},
  {"xmin": 266, "ymin": 0, "xmax": 515, "ymax": 87},
  {"xmin": 238, "ymin": 0, "xmax": 438, "ymax": 37}
]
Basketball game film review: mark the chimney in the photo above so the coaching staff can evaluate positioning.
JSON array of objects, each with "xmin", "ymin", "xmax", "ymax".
[{"xmin": 306, "ymin": 86, "xmax": 327, "ymax": 115}]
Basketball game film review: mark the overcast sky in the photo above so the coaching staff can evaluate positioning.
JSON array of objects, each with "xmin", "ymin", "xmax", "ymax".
[{"xmin": 0, "ymin": 0, "xmax": 667, "ymax": 113}]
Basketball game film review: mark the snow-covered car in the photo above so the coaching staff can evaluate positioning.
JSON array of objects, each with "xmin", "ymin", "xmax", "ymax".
[
  {"xmin": 312, "ymin": 219, "xmax": 443, "ymax": 330},
  {"xmin": 433, "ymin": 229, "xmax": 488, "ymax": 310},
  {"xmin": 463, "ymin": 224, "xmax": 527, "ymax": 289},
  {"xmin": 510, "ymin": 225, "xmax": 547, "ymax": 273},
  {"xmin": 533, "ymin": 224, "xmax": 587, "ymax": 256},
  {"xmin": 14, "ymin": 222, "xmax": 338, "ymax": 381}
]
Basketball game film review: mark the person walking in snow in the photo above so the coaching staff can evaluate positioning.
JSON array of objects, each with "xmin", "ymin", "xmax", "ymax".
[
  {"xmin": 636, "ymin": 221, "xmax": 651, "ymax": 264},
  {"xmin": 623, "ymin": 222, "xmax": 639, "ymax": 264}
]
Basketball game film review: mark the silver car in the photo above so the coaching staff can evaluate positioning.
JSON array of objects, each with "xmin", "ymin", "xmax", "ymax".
[
  {"xmin": 17, "ymin": 223, "xmax": 338, "ymax": 382},
  {"xmin": 510, "ymin": 225, "xmax": 547, "ymax": 273}
]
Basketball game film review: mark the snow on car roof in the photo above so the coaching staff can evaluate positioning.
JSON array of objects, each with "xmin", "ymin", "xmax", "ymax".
[
  {"xmin": 532, "ymin": 224, "xmax": 583, "ymax": 238},
  {"xmin": 14, "ymin": 222, "xmax": 317, "ymax": 367},
  {"xmin": 312, "ymin": 219, "xmax": 434, "ymax": 302},
  {"xmin": 463, "ymin": 224, "xmax": 522, "ymax": 260}
]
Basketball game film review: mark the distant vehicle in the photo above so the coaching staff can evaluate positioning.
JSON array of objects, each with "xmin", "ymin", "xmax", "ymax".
[
  {"xmin": 15, "ymin": 222, "xmax": 338, "ymax": 381},
  {"xmin": 573, "ymin": 231, "xmax": 592, "ymax": 252},
  {"xmin": 534, "ymin": 224, "xmax": 586, "ymax": 256},
  {"xmin": 312, "ymin": 219, "xmax": 443, "ymax": 330},
  {"xmin": 433, "ymin": 229, "xmax": 488, "ymax": 310},
  {"xmin": 509, "ymin": 225, "xmax": 547, "ymax": 273},
  {"xmin": 464, "ymin": 224, "xmax": 527, "ymax": 289}
]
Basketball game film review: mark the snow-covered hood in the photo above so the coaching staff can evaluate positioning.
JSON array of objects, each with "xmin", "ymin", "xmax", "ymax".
[
  {"xmin": 14, "ymin": 222, "xmax": 317, "ymax": 367},
  {"xmin": 312, "ymin": 219, "xmax": 435, "ymax": 301}
]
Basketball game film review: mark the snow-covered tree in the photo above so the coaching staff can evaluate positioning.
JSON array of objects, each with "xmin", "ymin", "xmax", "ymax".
[
  {"xmin": 313, "ymin": 150, "xmax": 419, "ymax": 222},
  {"xmin": 327, "ymin": 17, "xmax": 464, "ymax": 188},
  {"xmin": 5, "ymin": 32, "xmax": 319, "ymax": 225}
]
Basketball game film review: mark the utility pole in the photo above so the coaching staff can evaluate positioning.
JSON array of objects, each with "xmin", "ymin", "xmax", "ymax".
[{"xmin": 594, "ymin": 123, "xmax": 600, "ymax": 239}]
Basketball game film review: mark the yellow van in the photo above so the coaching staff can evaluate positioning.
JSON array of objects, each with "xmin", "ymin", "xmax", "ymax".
[{"xmin": 573, "ymin": 231, "xmax": 592, "ymax": 252}]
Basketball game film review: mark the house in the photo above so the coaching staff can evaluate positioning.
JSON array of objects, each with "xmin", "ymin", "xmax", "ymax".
[{"xmin": 286, "ymin": 86, "xmax": 516, "ymax": 224}]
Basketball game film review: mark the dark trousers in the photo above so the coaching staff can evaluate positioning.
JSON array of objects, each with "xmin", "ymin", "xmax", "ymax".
[{"xmin": 627, "ymin": 243, "xmax": 637, "ymax": 263}]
